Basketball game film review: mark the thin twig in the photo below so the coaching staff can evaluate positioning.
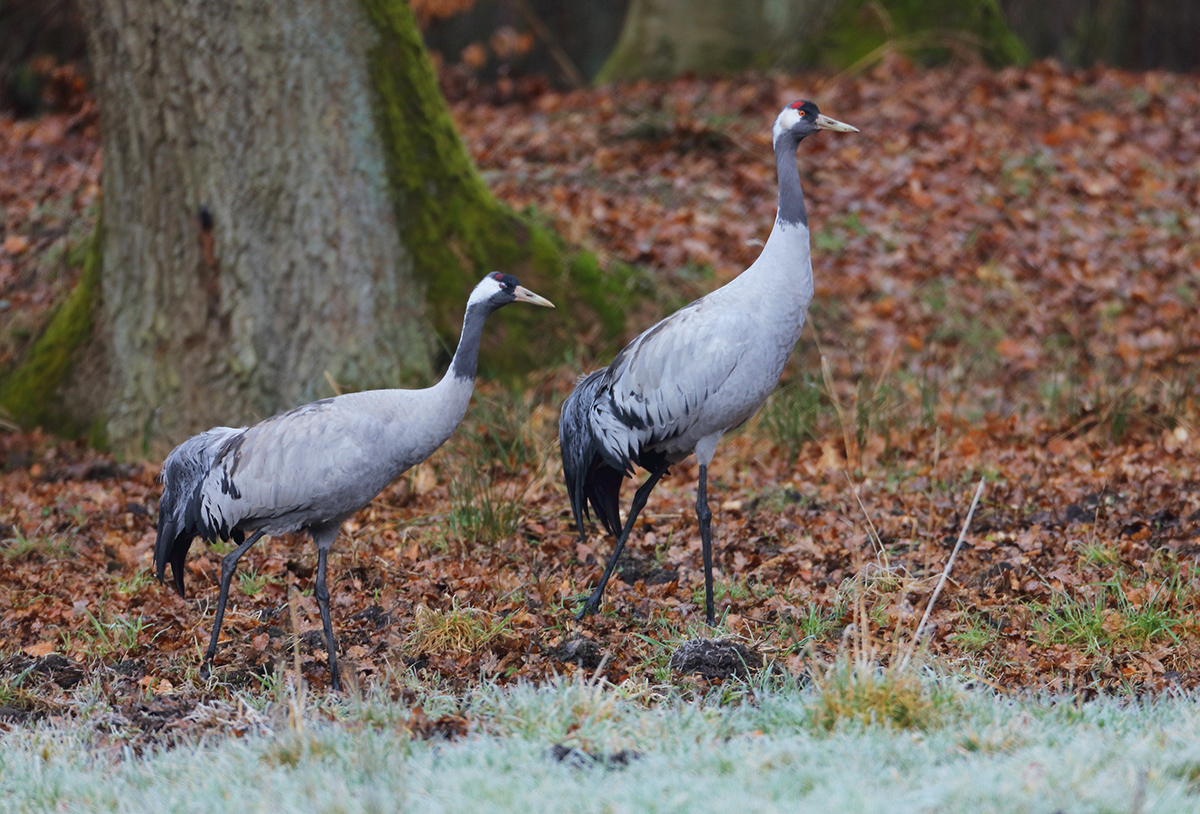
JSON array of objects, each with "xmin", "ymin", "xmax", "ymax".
[
  {"xmin": 589, "ymin": 652, "xmax": 612, "ymax": 686},
  {"xmin": 511, "ymin": 0, "xmax": 586, "ymax": 88},
  {"xmin": 819, "ymin": 353, "xmax": 858, "ymax": 470},
  {"xmin": 845, "ymin": 471, "xmax": 889, "ymax": 568},
  {"xmin": 898, "ymin": 477, "xmax": 986, "ymax": 672}
]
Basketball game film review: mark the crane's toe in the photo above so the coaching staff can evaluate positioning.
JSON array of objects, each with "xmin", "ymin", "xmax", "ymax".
[{"xmin": 575, "ymin": 594, "xmax": 603, "ymax": 621}]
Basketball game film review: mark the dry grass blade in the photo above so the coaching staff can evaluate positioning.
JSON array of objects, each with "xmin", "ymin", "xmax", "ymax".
[
  {"xmin": 322, "ymin": 370, "xmax": 344, "ymax": 397},
  {"xmin": 819, "ymin": 352, "xmax": 858, "ymax": 470},
  {"xmin": 845, "ymin": 471, "xmax": 889, "ymax": 567},
  {"xmin": 287, "ymin": 577, "xmax": 303, "ymax": 685},
  {"xmin": 286, "ymin": 578, "xmax": 307, "ymax": 732},
  {"xmin": 0, "ymin": 409, "xmax": 19, "ymax": 433}
]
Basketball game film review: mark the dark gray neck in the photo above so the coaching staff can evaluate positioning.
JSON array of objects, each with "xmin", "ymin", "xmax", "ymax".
[
  {"xmin": 449, "ymin": 302, "xmax": 495, "ymax": 381},
  {"xmin": 774, "ymin": 133, "xmax": 807, "ymax": 227}
]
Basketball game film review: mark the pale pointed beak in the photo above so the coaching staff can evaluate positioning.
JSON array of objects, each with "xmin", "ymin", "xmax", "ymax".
[
  {"xmin": 815, "ymin": 113, "xmax": 858, "ymax": 133},
  {"xmin": 514, "ymin": 285, "xmax": 555, "ymax": 308}
]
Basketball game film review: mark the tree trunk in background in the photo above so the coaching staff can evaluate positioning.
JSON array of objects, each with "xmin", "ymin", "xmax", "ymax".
[
  {"xmin": 419, "ymin": 0, "xmax": 628, "ymax": 85},
  {"xmin": 74, "ymin": 0, "xmax": 631, "ymax": 457},
  {"xmin": 80, "ymin": 0, "xmax": 430, "ymax": 455},
  {"xmin": 1001, "ymin": 0, "xmax": 1200, "ymax": 71},
  {"xmin": 597, "ymin": 0, "xmax": 842, "ymax": 81}
]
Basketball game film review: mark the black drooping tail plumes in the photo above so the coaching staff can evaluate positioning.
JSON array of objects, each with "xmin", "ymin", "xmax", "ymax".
[
  {"xmin": 154, "ymin": 428, "xmax": 238, "ymax": 597},
  {"xmin": 559, "ymin": 370, "xmax": 624, "ymax": 538}
]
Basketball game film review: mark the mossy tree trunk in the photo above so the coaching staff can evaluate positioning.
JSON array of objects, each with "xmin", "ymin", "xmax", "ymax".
[
  {"xmin": 72, "ymin": 0, "xmax": 627, "ymax": 457},
  {"xmin": 597, "ymin": 0, "xmax": 843, "ymax": 81},
  {"xmin": 0, "ymin": 220, "xmax": 103, "ymax": 439},
  {"xmin": 597, "ymin": 0, "xmax": 1027, "ymax": 81},
  {"xmin": 361, "ymin": 0, "xmax": 632, "ymax": 364}
]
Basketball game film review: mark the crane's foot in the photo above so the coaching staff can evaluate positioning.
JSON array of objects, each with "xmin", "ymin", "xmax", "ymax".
[
  {"xmin": 199, "ymin": 659, "xmax": 213, "ymax": 681},
  {"xmin": 574, "ymin": 594, "xmax": 603, "ymax": 621}
]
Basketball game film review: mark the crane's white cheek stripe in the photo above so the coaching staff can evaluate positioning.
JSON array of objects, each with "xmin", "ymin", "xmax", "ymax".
[
  {"xmin": 467, "ymin": 277, "xmax": 505, "ymax": 306},
  {"xmin": 772, "ymin": 108, "xmax": 802, "ymax": 143}
]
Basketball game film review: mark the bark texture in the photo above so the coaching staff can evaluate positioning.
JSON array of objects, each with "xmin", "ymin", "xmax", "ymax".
[{"xmin": 81, "ymin": 0, "xmax": 430, "ymax": 455}]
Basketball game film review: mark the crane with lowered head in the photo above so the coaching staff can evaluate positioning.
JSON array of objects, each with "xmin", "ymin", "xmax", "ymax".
[
  {"xmin": 560, "ymin": 100, "xmax": 857, "ymax": 625},
  {"xmin": 155, "ymin": 272, "xmax": 554, "ymax": 690}
]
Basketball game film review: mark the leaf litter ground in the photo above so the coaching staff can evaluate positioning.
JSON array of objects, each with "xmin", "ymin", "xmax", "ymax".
[{"xmin": 0, "ymin": 60, "xmax": 1198, "ymax": 737}]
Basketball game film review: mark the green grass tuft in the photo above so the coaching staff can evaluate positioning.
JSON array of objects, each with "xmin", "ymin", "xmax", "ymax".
[
  {"xmin": 808, "ymin": 656, "xmax": 951, "ymax": 733},
  {"xmin": 237, "ymin": 568, "xmax": 281, "ymax": 598},
  {"xmin": 759, "ymin": 372, "xmax": 826, "ymax": 459},
  {"xmin": 61, "ymin": 608, "xmax": 149, "ymax": 660},
  {"xmin": 0, "ymin": 525, "xmax": 73, "ymax": 561},
  {"xmin": 445, "ymin": 465, "xmax": 525, "ymax": 545}
]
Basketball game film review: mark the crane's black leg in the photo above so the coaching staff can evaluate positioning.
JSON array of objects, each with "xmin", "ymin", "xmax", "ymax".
[
  {"xmin": 314, "ymin": 544, "xmax": 341, "ymax": 691},
  {"xmin": 577, "ymin": 464, "xmax": 668, "ymax": 620},
  {"xmin": 696, "ymin": 464, "xmax": 715, "ymax": 626},
  {"xmin": 202, "ymin": 529, "xmax": 265, "ymax": 680}
]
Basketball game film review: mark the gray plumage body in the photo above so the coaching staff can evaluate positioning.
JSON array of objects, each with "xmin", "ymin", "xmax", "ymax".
[
  {"xmin": 589, "ymin": 224, "xmax": 813, "ymax": 469},
  {"xmin": 154, "ymin": 273, "xmax": 553, "ymax": 690},
  {"xmin": 156, "ymin": 381, "xmax": 473, "ymax": 576},
  {"xmin": 560, "ymin": 101, "xmax": 857, "ymax": 623}
]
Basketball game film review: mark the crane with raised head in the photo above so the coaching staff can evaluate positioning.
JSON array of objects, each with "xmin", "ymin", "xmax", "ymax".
[
  {"xmin": 560, "ymin": 100, "xmax": 857, "ymax": 625},
  {"xmin": 155, "ymin": 272, "xmax": 554, "ymax": 690}
]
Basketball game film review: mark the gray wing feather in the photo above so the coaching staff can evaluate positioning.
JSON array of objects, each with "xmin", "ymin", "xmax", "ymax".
[
  {"xmin": 155, "ymin": 425, "xmax": 244, "ymax": 594},
  {"xmin": 594, "ymin": 297, "xmax": 751, "ymax": 462},
  {"xmin": 559, "ymin": 369, "xmax": 624, "ymax": 535},
  {"xmin": 200, "ymin": 400, "xmax": 397, "ymax": 535}
]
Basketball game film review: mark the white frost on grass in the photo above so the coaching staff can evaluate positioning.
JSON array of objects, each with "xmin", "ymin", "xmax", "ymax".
[{"xmin": 3, "ymin": 679, "xmax": 1200, "ymax": 813}]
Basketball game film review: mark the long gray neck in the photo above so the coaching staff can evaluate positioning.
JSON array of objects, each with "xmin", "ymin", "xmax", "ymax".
[
  {"xmin": 751, "ymin": 130, "xmax": 814, "ymax": 307},
  {"xmin": 448, "ymin": 301, "xmax": 495, "ymax": 382},
  {"xmin": 774, "ymin": 133, "xmax": 807, "ymax": 228}
]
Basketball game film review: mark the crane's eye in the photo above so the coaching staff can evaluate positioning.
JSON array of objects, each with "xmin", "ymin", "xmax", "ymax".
[{"xmin": 488, "ymin": 271, "xmax": 516, "ymax": 291}]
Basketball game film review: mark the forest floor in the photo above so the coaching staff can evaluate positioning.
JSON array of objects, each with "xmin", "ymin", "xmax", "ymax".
[{"xmin": 0, "ymin": 60, "xmax": 1198, "ymax": 740}]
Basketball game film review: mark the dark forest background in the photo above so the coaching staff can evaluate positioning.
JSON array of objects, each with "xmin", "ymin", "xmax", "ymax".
[{"xmin": 2, "ymin": 0, "xmax": 1196, "ymax": 118}]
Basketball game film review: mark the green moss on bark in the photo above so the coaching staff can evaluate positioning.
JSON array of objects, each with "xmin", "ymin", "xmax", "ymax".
[
  {"xmin": 0, "ymin": 222, "xmax": 102, "ymax": 435},
  {"xmin": 360, "ymin": 0, "xmax": 641, "ymax": 372},
  {"xmin": 813, "ymin": 0, "xmax": 1028, "ymax": 68}
]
